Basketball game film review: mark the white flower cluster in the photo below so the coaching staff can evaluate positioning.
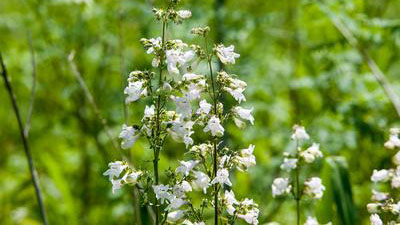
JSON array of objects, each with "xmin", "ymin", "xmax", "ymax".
[
  {"xmin": 103, "ymin": 161, "xmax": 142, "ymax": 193},
  {"xmin": 271, "ymin": 125, "xmax": 329, "ymax": 224},
  {"xmin": 272, "ymin": 125, "xmax": 325, "ymax": 199},
  {"xmin": 103, "ymin": 1, "xmax": 258, "ymax": 224},
  {"xmin": 367, "ymin": 128, "xmax": 400, "ymax": 224}
]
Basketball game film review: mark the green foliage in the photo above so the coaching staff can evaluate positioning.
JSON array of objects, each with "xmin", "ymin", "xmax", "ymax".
[{"xmin": 1, "ymin": 0, "xmax": 400, "ymax": 224}]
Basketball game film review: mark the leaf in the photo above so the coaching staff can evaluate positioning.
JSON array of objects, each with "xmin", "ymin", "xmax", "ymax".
[{"xmin": 317, "ymin": 156, "xmax": 357, "ymax": 225}]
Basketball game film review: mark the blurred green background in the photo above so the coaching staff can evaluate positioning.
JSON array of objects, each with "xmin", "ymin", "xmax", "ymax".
[{"xmin": 1, "ymin": 0, "xmax": 400, "ymax": 224}]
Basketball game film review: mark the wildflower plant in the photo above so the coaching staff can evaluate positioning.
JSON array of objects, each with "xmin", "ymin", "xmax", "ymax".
[
  {"xmin": 103, "ymin": 1, "xmax": 258, "ymax": 224},
  {"xmin": 271, "ymin": 125, "xmax": 329, "ymax": 225},
  {"xmin": 367, "ymin": 128, "xmax": 400, "ymax": 225}
]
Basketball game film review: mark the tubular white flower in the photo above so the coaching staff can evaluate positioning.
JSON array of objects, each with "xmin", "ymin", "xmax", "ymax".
[
  {"xmin": 237, "ymin": 199, "xmax": 259, "ymax": 225},
  {"xmin": 291, "ymin": 124, "xmax": 310, "ymax": 141},
  {"xmin": 372, "ymin": 190, "xmax": 389, "ymax": 201},
  {"xmin": 167, "ymin": 210, "xmax": 184, "ymax": 222},
  {"xmin": 175, "ymin": 160, "xmax": 198, "ymax": 176},
  {"xmin": 119, "ymin": 124, "xmax": 139, "ymax": 149},
  {"xmin": 300, "ymin": 143, "xmax": 322, "ymax": 163},
  {"xmin": 204, "ymin": 115, "xmax": 224, "ymax": 136},
  {"xmin": 304, "ymin": 177, "xmax": 325, "ymax": 199},
  {"xmin": 236, "ymin": 144, "xmax": 256, "ymax": 171},
  {"xmin": 153, "ymin": 184, "xmax": 172, "ymax": 204},
  {"xmin": 304, "ymin": 217, "xmax": 318, "ymax": 225},
  {"xmin": 225, "ymin": 87, "xmax": 246, "ymax": 103},
  {"xmin": 103, "ymin": 161, "xmax": 127, "ymax": 181},
  {"xmin": 192, "ymin": 171, "xmax": 210, "ymax": 193},
  {"xmin": 271, "ymin": 177, "xmax": 291, "ymax": 197},
  {"xmin": 124, "ymin": 80, "xmax": 147, "ymax": 103},
  {"xmin": 173, "ymin": 95, "xmax": 192, "ymax": 118},
  {"xmin": 370, "ymin": 214, "xmax": 383, "ymax": 225},
  {"xmin": 367, "ymin": 203, "xmax": 381, "ymax": 213},
  {"xmin": 197, "ymin": 99, "xmax": 212, "ymax": 115},
  {"xmin": 215, "ymin": 44, "xmax": 240, "ymax": 65},
  {"xmin": 183, "ymin": 220, "xmax": 205, "ymax": 225},
  {"xmin": 371, "ymin": 169, "xmax": 390, "ymax": 183},
  {"xmin": 211, "ymin": 168, "xmax": 232, "ymax": 186},
  {"xmin": 166, "ymin": 48, "xmax": 194, "ymax": 74},
  {"xmin": 385, "ymin": 128, "xmax": 400, "ymax": 149},
  {"xmin": 223, "ymin": 190, "xmax": 239, "ymax": 215},
  {"xmin": 143, "ymin": 105, "xmax": 155, "ymax": 119},
  {"xmin": 280, "ymin": 158, "xmax": 297, "ymax": 171},
  {"xmin": 177, "ymin": 10, "xmax": 192, "ymax": 19},
  {"xmin": 233, "ymin": 106, "xmax": 254, "ymax": 125},
  {"xmin": 123, "ymin": 171, "xmax": 142, "ymax": 185}
]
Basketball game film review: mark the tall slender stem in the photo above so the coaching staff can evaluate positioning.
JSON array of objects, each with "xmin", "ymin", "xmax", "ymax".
[
  {"xmin": 154, "ymin": 20, "xmax": 167, "ymax": 225},
  {"xmin": 204, "ymin": 35, "xmax": 219, "ymax": 225},
  {"xmin": 295, "ymin": 140, "xmax": 301, "ymax": 225},
  {"xmin": 0, "ymin": 53, "xmax": 49, "ymax": 225}
]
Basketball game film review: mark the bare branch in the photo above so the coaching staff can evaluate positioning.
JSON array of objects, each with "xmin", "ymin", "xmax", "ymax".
[
  {"xmin": 0, "ymin": 52, "xmax": 48, "ymax": 225},
  {"xmin": 24, "ymin": 31, "xmax": 37, "ymax": 138}
]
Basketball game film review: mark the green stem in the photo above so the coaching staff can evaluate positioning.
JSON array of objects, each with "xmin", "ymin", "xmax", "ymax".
[
  {"xmin": 204, "ymin": 35, "xmax": 219, "ymax": 225},
  {"xmin": 295, "ymin": 140, "xmax": 301, "ymax": 225},
  {"xmin": 154, "ymin": 20, "xmax": 167, "ymax": 225}
]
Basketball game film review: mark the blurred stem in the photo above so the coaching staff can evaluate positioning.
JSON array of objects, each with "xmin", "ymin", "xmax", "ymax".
[
  {"xmin": 0, "ymin": 53, "xmax": 49, "ymax": 225},
  {"xmin": 154, "ymin": 19, "xmax": 167, "ymax": 225},
  {"xmin": 204, "ymin": 34, "xmax": 219, "ymax": 225},
  {"xmin": 318, "ymin": 2, "xmax": 400, "ymax": 117},
  {"xmin": 24, "ymin": 31, "xmax": 37, "ymax": 138},
  {"xmin": 295, "ymin": 140, "xmax": 301, "ymax": 225}
]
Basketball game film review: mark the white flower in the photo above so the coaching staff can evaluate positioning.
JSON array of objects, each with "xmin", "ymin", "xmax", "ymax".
[
  {"xmin": 182, "ymin": 220, "xmax": 205, "ymax": 225},
  {"xmin": 123, "ymin": 171, "xmax": 142, "ymax": 185},
  {"xmin": 111, "ymin": 179, "xmax": 123, "ymax": 194},
  {"xmin": 178, "ymin": 181, "xmax": 192, "ymax": 193},
  {"xmin": 143, "ymin": 37, "xmax": 161, "ymax": 54},
  {"xmin": 385, "ymin": 128, "xmax": 400, "ymax": 149},
  {"xmin": 280, "ymin": 158, "xmax": 297, "ymax": 171},
  {"xmin": 304, "ymin": 217, "xmax": 318, "ymax": 225},
  {"xmin": 291, "ymin": 124, "xmax": 310, "ymax": 141},
  {"xmin": 392, "ymin": 175, "xmax": 400, "ymax": 188},
  {"xmin": 169, "ymin": 119, "xmax": 195, "ymax": 148},
  {"xmin": 197, "ymin": 99, "xmax": 212, "ymax": 115},
  {"xmin": 204, "ymin": 115, "xmax": 224, "ymax": 136},
  {"xmin": 237, "ymin": 199, "xmax": 259, "ymax": 225},
  {"xmin": 211, "ymin": 168, "xmax": 232, "ymax": 186},
  {"xmin": 370, "ymin": 214, "xmax": 383, "ymax": 225},
  {"xmin": 304, "ymin": 177, "xmax": 325, "ymax": 199},
  {"xmin": 119, "ymin": 124, "xmax": 139, "ymax": 149},
  {"xmin": 172, "ymin": 95, "xmax": 192, "ymax": 118},
  {"xmin": 124, "ymin": 80, "xmax": 147, "ymax": 103},
  {"xmin": 236, "ymin": 145, "xmax": 256, "ymax": 170},
  {"xmin": 372, "ymin": 190, "xmax": 389, "ymax": 201},
  {"xmin": 183, "ymin": 72, "xmax": 203, "ymax": 81},
  {"xmin": 153, "ymin": 184, "xmax": 171, "ymax": 204},
  {"xmin": 233, "ymin": 106, "xmax": 254, "ymax": 125},
  {"xmin": 225, "ymin": 87, "xmax": 246, "ymax": 103},
  {"xmin": 103, "ymin": 161, "xmax": 127, "ymax": 180},
  {"xmin": 192, "ymin": 171, "xmax": 210, "ymax": 193},
  {"xmin": 166, "ymin": 48, "xmax": 194, "ymax": 74},
  {"xmin": 367, "ymin": 203, "xmax": 381, "ymax": 213},
  {"xmin": 167, "ymin": 210, "xmax": 184, "ymax": 222},
  {"xmin": 177, "ymin": 10, "xmax": 192, "ymax": 19},
  {"xmin": 271, "ymin": 177, "xmax": 291, "ymax": 197},
  {"xmin": 393, "ymin": 151, "xmax": 400, "ymax": 165},
  {"xmin": 371, "ymin": 169, "xmax": 390, "ymax": 183},
  {"xmin": 176, "ymin": 160, "xmax": 198, "ymax": 176},
  {"xmin": 215, "ymin": 44, "xmax": 240, "ymax": 64},
  {"xmin": 167, "ymin": 197, "xmax": 186, "ymax": 210},
  {"xmin": 143, "ymin": 105, "xmax": 155, "ymax": 119},
  {"xmin": 223, "ymin": 190, "xmax": 239, "ymax": 215},
  {"xmin": 300, "ymin": 143, "xmax": 323, "ymax": 163}
]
